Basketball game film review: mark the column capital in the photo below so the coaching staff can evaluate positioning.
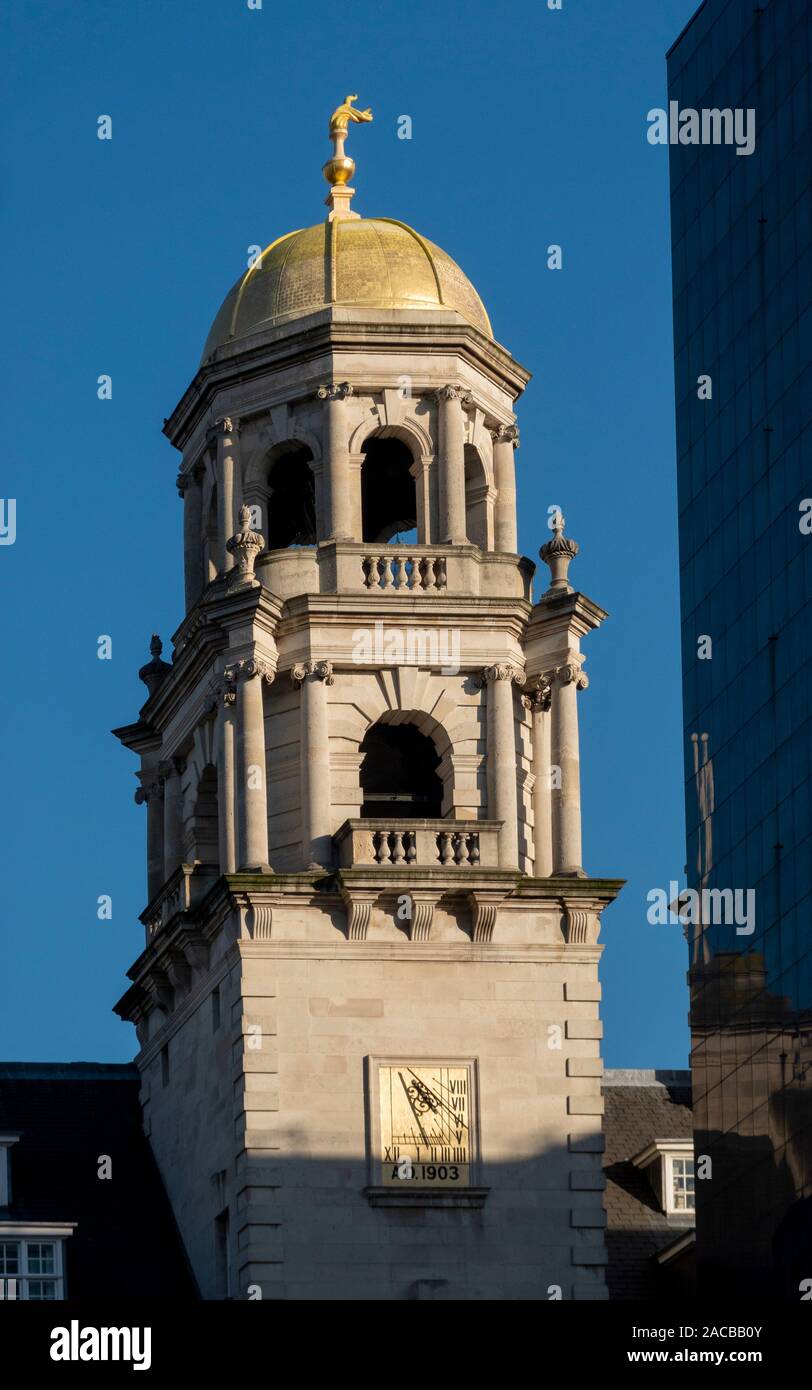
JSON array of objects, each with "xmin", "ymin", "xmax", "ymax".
[
  {"xmin": 521, "ymin": 673, "xmax": 553, "ymax": 711},
  {"xmin": 489, "ymin": 422, "xmax": 520, "ymax": 448},
  {"xmin": 317, "ymin": 382, "xmax": 353, "ymax": 400},
  {"xmin": 291, "ymin": 660, "xmax": 335, "ymax": 688},
  {"xmin": 224, "ymin": 656, "xmax": 276, "ymax": 686},
  {"xmin": 555, "ymin": 662, "xmax": 589, "ymax": 691},
  {"xmin": 482, "ymin": 662, "xmax": 524, "ymax": 685},
  {"xmin": 178, "ymin": 460, "xmax": 205, "ymax": 494},
  {"xmin": 206, "ymin": 416, "xmax": 241, "ymax": 449},
  {"xmin": 157, "ymin": 755, "xmax": 186, "ymax": 782},
  {"xmin": 205, "ymin": 678, "xmax": 237, "ymax": 717},
  {"xmin": 134, "ymin": 777, "xmax": 162, "ymax": 806},
  {"xmin": 435, "ymin": 384, "xmax": 473, "ymax": 404}
]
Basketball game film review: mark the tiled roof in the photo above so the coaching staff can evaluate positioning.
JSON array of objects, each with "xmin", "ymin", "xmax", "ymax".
[
  {"xmin": 0, "ymin": 1064, "xmax": 197, "ymax": 1300},
  {"xmin": 603, "ymin": 1069, "xmax": 694, "ymax": 1300}
]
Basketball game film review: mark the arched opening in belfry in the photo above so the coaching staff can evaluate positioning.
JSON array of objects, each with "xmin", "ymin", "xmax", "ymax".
[
  {"xmin": 464, "ymin": 445, "xmax": 490, "ymax": 549},
  {"xmin": 361, "ymin": 437, "xmax": 418, "ymax": 544},
  {"xmin": 192, "ymin": 765, "xmax": 220, "ymax": 867},
  {"xmin": 265, "ymin": 442, "xmax": 317, "ymax": 549},
  {"xmin": 203, "ymin": 484, "xmax": 219, "ymax": 582},
  {"xmin": 359, "ymin": 722, "xmax": 443, "ymax": 818}
]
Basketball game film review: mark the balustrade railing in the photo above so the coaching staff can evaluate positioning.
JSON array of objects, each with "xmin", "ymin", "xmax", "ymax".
[
  {"xmin": 334, "ymin": 819, "xmax": 499, "ymax": 870},
  {"xmin": 362, "ymin": 552, "xmax": 448, "ymax": 591},
  {"xmin": 139, "ymin": 861, "xmax": 218, "ymax": 941}
]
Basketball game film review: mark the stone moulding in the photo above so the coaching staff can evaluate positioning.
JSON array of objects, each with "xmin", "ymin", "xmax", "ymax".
[
  {"xmin": 115, "ymin": 871, "xmax": 624, "ymax": 1030},
  {"xmin": 364, "ymin": 1186, "xmax": 490, "ymax": 1209}
]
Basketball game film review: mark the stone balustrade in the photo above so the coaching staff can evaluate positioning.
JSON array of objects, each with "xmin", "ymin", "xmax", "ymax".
[
  {"xmin": 139, "ymin": 861, "xmax": 219, "ymax": 942},
  {"xmin": 333, "ymin": 818, "xmax": 502, "ymax": 870},
  {"xmin": 362, "ymin": 552, "xmax": 447, "ymax": 591},
  {"xmin": 255, "ymin": 542, "xmax": 533, "ymax": 602}
]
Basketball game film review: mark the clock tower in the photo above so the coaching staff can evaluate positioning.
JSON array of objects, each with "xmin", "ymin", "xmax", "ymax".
[{"xmin": 114, "ymin": 103, "xmax": 622, "ymax": 1300}]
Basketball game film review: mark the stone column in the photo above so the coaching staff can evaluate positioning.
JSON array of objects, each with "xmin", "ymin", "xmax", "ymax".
[
  {"xmin": 550, "ymin": 662, "xmax": 588, "ymax": 876},
  {"xmin": 213, "ymin": 417, "xmax": 242, "ymax": 573},
  {"xmin": 178, "ymin": 467, "xmax": 204, "ymax": 610},
  {"xmin": 523, "ymin": 677, "xmax": 553, "ymax": 877},
  {"xmin": 318, "ymin": 383, "xmax": 353, "ymax": 539},
  {"xmin": 435, "ymin": 386, "xmax": 469, "ymax": 544},
  {"xmin": 215, "ymin": 684, "xmax": 237, "ymax": 874},
  {"xmin": 136, "ymin": 775, "xmax": 164, "ymax": 902},
  {"xmin": 490, "ymin": 423, "xmax": 519, "ymax": 552},
  {"xmin": 224, "ymin": 658, "xmax": 274, "ymax": 872},
  {"xmin": 347, "ymin": 453, "xmax": 366, "ymax": 540},
  {"xmin": 160, "ymin": 758, "xmax": 185, "ymax": 880},
  {"xmin": 412, "ymin": 456, "xmax": 432, "ymax": 543},
  {"xmin": 293, "ymin": 661, "xmax": 334, "ymax": 869},
  {"xmin": 483, "ymin": 664, "xmax": 522, "ymax": 868}
]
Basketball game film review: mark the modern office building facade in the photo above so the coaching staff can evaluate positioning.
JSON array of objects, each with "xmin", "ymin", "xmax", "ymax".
[{"xmin": 668, "ymin": 0, "xmax": 812, "ymax": 1297}]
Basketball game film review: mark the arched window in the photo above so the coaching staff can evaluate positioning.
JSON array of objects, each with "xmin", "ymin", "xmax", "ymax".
[
  {"xmin": 265, "ymin": 443, "xmax": 316, "ymax": 549},
  {"xmin": 361, "ymin": 437, "xmax": 417, "ymax": 544},
  {"xmin": 192, "ymin": 765, "xmax": 219, "ymax": 867},
  {"xmin": 203, "ymin": 484, "xmax": 218, "ymax": 582},
  {"xmin": 359, "ymin": 722, "xmax": 443, "ymax": 818},
  {"xmin": 464, "ymin": 445, "xmax": 490, "ymax": 549}
]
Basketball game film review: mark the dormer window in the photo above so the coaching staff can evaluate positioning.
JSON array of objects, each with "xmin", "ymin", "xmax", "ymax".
[
  {"xmin": 0, "ymin": 1135, "xmax": 20, "ymax": 1207},
  {"xmin": 0, "ymin": 1232, "xmax": 73, "ymax": 1299},
  {"xmin": 631, "ymin": 1139, "xmax": 695, "ymax": 1216},
  {"xmin": 670, "ymin": 1153, "xmax": 695, "ymax": 1213}
]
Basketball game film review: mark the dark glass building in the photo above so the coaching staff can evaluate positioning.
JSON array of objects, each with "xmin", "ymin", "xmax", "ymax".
[{"xmin": 668, "ymin": 0, "xmax": 812, "ymax": 1297}]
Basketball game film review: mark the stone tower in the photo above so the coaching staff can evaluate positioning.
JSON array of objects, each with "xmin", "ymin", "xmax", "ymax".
[{"xmin": 114, "ymin": 104, "xmax": 622, "ymax": 1301}]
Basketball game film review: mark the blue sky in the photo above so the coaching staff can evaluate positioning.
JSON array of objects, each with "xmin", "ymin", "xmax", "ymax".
[{"xmin": 1, "ymin": 0, "xmax": 699, "ymax": 1063}]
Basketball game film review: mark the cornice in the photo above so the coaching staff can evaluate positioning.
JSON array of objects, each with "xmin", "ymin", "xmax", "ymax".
[
  {"xmin": 237, "ymin": 940, "xmax": 603, "ymax": 964},
  {"xmin": 163, "ymin": 309, "xmax": 531, "ymax": 454},
  {"xmin": 524, "ymin": 589, "xmax": 610, "ymax": 643},
  {"xmin": 134, "ymin": 587, "xmax": 283, "ymax": 737},
  {"xmin": 116, "ymin": 866, "xmax": 621, "ymax": 1028},
  {"xmin": 111, "ymin": 718, "xmax": 160, "ymax": 754},
  {"xmin": 278, "ymin": 589, "xmax": 533, "ymax": 631},
  {"xmin": 136, "ymin": 618, "xmax": 227, "ymax": 733}
]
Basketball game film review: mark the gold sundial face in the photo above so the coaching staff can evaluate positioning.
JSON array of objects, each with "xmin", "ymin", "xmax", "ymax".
[{"xmin": 378, "ymin": 1063, "xmax": 472, "ymax": 1187}]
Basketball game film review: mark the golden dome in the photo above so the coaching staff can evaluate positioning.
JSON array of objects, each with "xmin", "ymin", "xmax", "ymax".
[{"xmin": 201, "ymin": 217, "xmax": 492, "ymax": 362}]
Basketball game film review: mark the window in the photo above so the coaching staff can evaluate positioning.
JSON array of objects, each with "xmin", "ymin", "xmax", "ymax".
[
  {"xmin": 361, "ymin": 437, "xmax": 417, "ymax": 543},
  {"xmin": 669, "ymin": 1154, "xmax": 696, "ymax": 1213},
  {"xmin": 0, "ymin": 1236, "xmax": 68, "ymax": 1299},
  {"xmin": 359, "ymin": 722, "xmax": 443, "ymax": 819},
  {"xmin": 631, "ymin": 1139, "xmax": 695, "ymax": 1217},
  {"xmin": 191, "ymin": 765, "xmax": 220, "ymax": 868},
  {"xmin": 212, "ymin": 985, "xmax": 221, "ymax": 1033},
  {"xmin": 0, "ymin": 1136, "xmax": 20, "ymax": 1206},
  {"xmin": 161, "ymin": 1044, "xmax": 170, "ymax": 1088},
  {"xmin": 265, "ymin": 444, "xmax": 316, "ymax": 548}
]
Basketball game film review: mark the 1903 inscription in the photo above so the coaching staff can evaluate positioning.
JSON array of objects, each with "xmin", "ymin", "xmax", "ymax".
[{"xmin": 378, "ymin": 1064, "xmax": 471, "ymax": 1186}]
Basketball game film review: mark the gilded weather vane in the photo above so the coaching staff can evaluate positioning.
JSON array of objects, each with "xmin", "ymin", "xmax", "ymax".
[{"xmin": 323, "ymin": 95, "xmax": 373, "ymax": 222}]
